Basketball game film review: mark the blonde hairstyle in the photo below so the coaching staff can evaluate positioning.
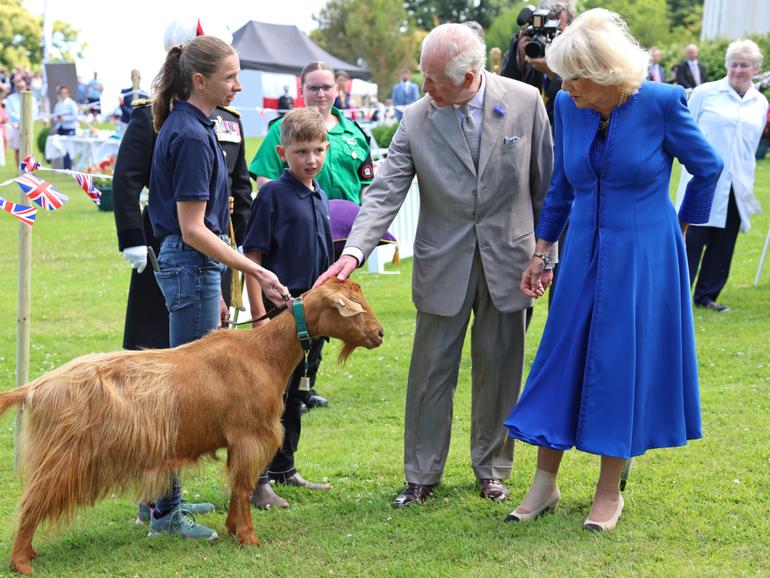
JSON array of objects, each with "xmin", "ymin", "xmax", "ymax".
[
  {"xmin": 422, "ymin": 23, "xmax": 486, "ymax": 85},
  {"xmin": 725, "ymin": 39, "xmax": 763, "ymax": 69},
  {"xmin": 546, "ymin": 8, "xmax": 648, "ymax": 94},
  {"xmin": 279, "ymin": 107, "xmax": 327, "ymax": 147}
]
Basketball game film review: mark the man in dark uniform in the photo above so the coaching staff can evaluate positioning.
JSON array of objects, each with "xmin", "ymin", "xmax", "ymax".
[
  {"xmin": 112, "ymin": 99, "xmax": 252, "ymax": 351},
  {"xmin": 118, "ymin": 69, "xmax": 150, "ymax": 131}
]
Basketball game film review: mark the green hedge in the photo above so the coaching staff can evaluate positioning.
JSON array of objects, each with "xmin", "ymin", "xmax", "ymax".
[
  {"xmin": 370, "ymin": 122, "xmax": 399, "ymax": 149},
  {"xmin": 657, "ymin": 34, "xmax": 770, "ymax": 96}
]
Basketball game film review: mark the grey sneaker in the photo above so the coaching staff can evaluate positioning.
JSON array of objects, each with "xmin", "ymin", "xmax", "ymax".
[
  {"xmin": 136, "ymin": 502, "xmax": 152, "ymax": 524},
  {"xmin": 181, "ymin": 500, "xmax": 215, "ymax": 515},
  {"xmin": 136, "ymin": 501, "xmax": 213, "ymax": 524},
  {"xmin": 147, "ymin": 508, "xmax": 219, "ymax": 540}
]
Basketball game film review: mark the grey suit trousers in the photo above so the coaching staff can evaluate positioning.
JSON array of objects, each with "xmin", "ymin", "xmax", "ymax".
[{"xmin": 404, "ymin": 247, "xmax": 526, "ymax": 485}]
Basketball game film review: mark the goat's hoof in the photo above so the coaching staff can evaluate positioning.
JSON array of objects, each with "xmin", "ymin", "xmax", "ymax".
[
  {"xmin": 10, "ymin": 557, "xmax": 33, "ymax": 575},
  {"xmin": 236, "ymin": 533, "xmax": 260, "ymax": 547}
]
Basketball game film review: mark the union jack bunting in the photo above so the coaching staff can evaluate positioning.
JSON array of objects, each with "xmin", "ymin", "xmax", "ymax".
[
  {"xmin": 0, "ymin": 196, "xmax": 38, "ymax": 227},
  {"xmin": 15, "ymin": 174, "xmax": 69, "ymax": 211},
  {"xmin": 19, "ymin": 155, "xmax": 42, "ymax": 173},
  {"xmin": 72, "ymin": 172, "xmax": 102, "ymax": 205}
]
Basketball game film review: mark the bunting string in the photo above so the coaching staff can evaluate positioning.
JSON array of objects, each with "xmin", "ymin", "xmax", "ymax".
[{"xmin": 0, "ymin": 155, "xmax": 109, "ymax": 226}]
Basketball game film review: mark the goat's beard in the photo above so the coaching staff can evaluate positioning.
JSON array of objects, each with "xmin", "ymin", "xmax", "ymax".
[{"xmin": 338, "ymin": 343, "xmax": 357, "ymax": 365}]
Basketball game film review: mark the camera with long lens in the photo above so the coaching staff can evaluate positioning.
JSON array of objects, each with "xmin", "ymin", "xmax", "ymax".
[{"xmin": 517, "ymin": 5, "xmax": 561, "ymax": 59}]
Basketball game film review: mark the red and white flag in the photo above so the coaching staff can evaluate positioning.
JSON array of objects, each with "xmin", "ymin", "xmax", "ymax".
[
  {"xmin": 19, "ymin": 155, "xmax": 42, "ymax": 173},
  {"xmin": 0, "ymin": 196, "xmax": 38, "ymax": 227},
  {"xmin": 72, "ymin": 172, "xmax": 102, "ymax": 205},
  {"xmin": 15, "ymin": 174, "xmax": 69, "ymax": 211}
]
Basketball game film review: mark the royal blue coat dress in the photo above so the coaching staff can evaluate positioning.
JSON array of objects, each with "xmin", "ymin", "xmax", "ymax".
[{"xmin": 504, "ymin": 82, "xmax": 723, "ymax": 459}]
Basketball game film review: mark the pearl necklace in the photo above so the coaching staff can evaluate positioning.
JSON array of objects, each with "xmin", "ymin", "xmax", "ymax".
[{"xmin": 598, "ymin": 90, "xmax": 630, "ymax": 132}]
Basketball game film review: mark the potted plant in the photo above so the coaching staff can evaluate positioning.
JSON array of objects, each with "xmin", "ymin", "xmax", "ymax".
[{"xmin": 86, "ymin": 155, "xmax": 116, "ymax": 211}]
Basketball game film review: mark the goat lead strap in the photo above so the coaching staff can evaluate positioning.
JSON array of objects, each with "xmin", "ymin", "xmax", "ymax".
[{"xmin": 292, "ymin": 298, "xmax": 313, "ymax": 389}]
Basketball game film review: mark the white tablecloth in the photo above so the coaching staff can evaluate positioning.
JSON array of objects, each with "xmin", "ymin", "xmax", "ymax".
[{"xmin": 45, "ymin": 134, "xmax": 121, "ymax": 171}]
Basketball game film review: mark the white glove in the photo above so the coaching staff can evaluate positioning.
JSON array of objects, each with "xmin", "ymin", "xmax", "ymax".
[{"xmin": 123, "ymin": 245, "xmax": 148, "ymax": 273}]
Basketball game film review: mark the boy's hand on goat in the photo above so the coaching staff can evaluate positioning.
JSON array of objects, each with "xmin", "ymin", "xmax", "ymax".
[
  {"xmin": 219, "ymin": 296, "xmax": 231, "ymax": 327},
  {"xmin": 314, "ymin": 255, "xmax": 358, "ymax": 288}
]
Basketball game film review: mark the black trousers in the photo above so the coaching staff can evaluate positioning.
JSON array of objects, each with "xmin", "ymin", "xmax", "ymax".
[
  {"xmin": 258, "ymin": 338, "xmax": 325, "ymax": 483},
  {"xmin": 56, "ymin": 127, "xmax": 76, "ymax": 170},
  {"xmin": 686, "ymin": 190, "xmax": 740, "ymax": 305}
]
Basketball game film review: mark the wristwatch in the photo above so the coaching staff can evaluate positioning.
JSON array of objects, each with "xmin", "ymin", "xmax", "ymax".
[{"xmin": 533, "ymin": 252, "xmax": 556, "ymax": 270}]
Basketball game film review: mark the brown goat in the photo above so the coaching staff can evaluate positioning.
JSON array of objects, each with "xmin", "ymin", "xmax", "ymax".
[{"xmin": 0, "ymin": 279, "xmax": 384, "ymax": 575}]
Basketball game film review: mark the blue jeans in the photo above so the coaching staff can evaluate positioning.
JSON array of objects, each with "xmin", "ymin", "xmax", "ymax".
[
  {"xmin": 154, "ymin": 234, "xmax": 227, "ymax": 348},
  {"xmin": 153, "ymin": 234, "xmax": 227, "ymax": 513}
]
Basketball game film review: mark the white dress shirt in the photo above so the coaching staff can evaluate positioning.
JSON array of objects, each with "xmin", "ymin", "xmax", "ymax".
[
  {"xmin": 676, "ymin": 77, "xmax": 769, "ymax": 232},
  {"xmin": 689, "ymin": 59, "xmax": 701, "ymax": 85},
  {"xmin": 452, "ymin": 72, "xmax": 486, "ymax": 127}
]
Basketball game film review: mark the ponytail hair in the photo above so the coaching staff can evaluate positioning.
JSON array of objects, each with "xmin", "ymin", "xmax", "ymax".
[{"xmin": 152, "ymin": 35, "xmax": 236, "ymax": 132}]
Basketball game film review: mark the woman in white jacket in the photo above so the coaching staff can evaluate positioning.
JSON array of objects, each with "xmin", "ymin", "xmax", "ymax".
[{"xmin": 677, "ymin": 39, "xmax": 768, "ymax": 312}]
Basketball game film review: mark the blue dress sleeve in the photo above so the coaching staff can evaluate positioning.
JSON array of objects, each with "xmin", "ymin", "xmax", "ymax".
[
  {"xmin": 662, "ymin": 86, "xmax": 724, "ymax": 224},
  {"xmin": 535, "ymin": 91, "xmax": 575, "ymax": 243}
]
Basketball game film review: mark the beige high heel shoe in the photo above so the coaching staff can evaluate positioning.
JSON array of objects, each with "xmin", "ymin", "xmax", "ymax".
[
  {"xmin": 504, "ymin": 488, "xmax": 561, "ymax": 522},
  {"xmin": 583, "ymin": 494, "xmax": 624, "ymax": 531}
]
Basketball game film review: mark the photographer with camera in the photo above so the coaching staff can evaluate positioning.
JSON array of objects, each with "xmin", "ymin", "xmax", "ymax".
[
  {"xmin": 501, "ymin": 2, "xmax": 576, "ymax": 307},
  {"xmin": 500, "ymin": 1, "xmax": 576, "ymax": 126}
]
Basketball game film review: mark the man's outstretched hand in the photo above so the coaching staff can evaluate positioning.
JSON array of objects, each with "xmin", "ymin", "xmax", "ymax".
[{"xmin": 313, "ymin": 255, "xmax": 358, "ymax": 288}]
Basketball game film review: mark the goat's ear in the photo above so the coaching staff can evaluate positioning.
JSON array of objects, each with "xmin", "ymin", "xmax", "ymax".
[{"xmin": 331, "ymin": 295, "xmax": 365, "ymax": 317}]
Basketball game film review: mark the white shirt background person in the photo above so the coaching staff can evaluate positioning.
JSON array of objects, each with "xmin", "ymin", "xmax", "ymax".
[{"xmin": 676, "ymin": 76, "xmax": 768, "ymax": 233}]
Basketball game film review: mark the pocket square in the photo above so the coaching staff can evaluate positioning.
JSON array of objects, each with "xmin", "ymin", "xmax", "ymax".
[{"xmin": 504, "ymin": 136, "xmax": 521, "ymax": 145}]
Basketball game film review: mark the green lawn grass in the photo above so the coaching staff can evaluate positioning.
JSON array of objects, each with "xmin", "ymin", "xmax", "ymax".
[{"xmin": 0, "ymin": 148, "xmax": 768, "ymax": 576}]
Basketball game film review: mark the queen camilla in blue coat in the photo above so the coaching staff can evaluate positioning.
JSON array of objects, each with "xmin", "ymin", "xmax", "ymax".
[{"xmin": 503, "ymin": 9, "xmax": 723, "ymax": 531}]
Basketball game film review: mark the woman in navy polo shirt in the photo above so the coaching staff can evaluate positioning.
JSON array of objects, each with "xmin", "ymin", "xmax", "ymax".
[{"xmin": 147, "ymin": 35, "xmax": 289, "ymax": 540}]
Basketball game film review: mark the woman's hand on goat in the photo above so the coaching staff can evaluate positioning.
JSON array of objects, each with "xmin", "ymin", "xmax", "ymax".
[
  {"xmin": 253, "ymin": 267, "xmax": 291, "ymax": 308},
  {"xmin": 314, "ymin": 255, "xmax": 358, "ymax": 288}
]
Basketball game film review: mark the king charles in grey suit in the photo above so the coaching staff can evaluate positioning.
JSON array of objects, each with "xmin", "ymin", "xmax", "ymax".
[{"xmin": 316, "ymin": 23, "xmax": 554, "ymax": 507}]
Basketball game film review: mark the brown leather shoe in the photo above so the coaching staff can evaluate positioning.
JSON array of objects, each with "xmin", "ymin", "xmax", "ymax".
[
  {"xmin": 279, "ymin": 473, "xmax": 331, "ymax": 490},
  {"xmin": 478, "ymin": 478, "xmax": 510, "ymax": 501},
  {"xmin": 392, "ymin": 483, "xmax": 436, "ymax": 508},
  {"xmin": 251, "ymin": 483, "xmax": 290, "ymax": 509}
]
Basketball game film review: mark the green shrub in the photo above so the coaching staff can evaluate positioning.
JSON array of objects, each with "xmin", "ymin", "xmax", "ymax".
[
  {"xmin": 36, "ymin": 123, "xmax": 50, "ymax": 156},
  {"xmin": 370, "ymin": 122, "xmax": 399, "ymax": 149},
  {"xmin": 657, "ymin": 33, "xmax": 770, "ymax": 86}
]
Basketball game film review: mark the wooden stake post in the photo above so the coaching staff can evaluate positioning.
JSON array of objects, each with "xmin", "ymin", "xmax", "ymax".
[{"xmin": 14, "ymin": 91, "xmax": 33, "ymax": 470}]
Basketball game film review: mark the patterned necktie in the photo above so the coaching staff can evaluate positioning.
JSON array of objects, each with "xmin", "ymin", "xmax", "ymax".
[{"xmin": 459, "ymin": 104, "xmax": 481, "ymax": 170}]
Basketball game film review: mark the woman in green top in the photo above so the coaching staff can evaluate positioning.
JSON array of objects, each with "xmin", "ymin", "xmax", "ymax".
[{"xmin": 249, "ymin": 61, "xmax": 373, "ymax": 205}]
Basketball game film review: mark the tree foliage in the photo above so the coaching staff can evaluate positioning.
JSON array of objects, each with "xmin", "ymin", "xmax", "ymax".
[
  {"xmin": 0, "ymin": 0, "xmax": 83, "ymax": 70},
  {"xmin": 579, "ymin": 0, "xmax": 670, "ymax": 47},
  {"xmin": 403, "ymin": 0, "xmax": 507, "ymax": 30},
  {"xmin": 50, "ymin": 20, "xmax": 85, "ymax": 63},
  {"xmin": 312, "ymin": 0, "xmax": 420, "ymax": 92},
  {"xmin": 668, "ymin": 0, "xmax": 705, "ymax": 38},
  {"xmin": 485, "ymin": 2, "xmax": 528, "ymax": 55},
  {"xmin": 0, "ymin": 0, "xmax": 43, "ymax": 70}
]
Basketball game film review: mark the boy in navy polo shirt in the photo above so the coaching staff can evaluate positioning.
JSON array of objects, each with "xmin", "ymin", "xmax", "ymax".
[{"xmin": 243, "ymin": 108, "xmax": 334, "ymax": 508}]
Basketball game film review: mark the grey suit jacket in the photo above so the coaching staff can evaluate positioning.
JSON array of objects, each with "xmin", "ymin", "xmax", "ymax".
[{"xmin": 346, "ymin": 72, "xmax": 553, "ymax": 316}]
